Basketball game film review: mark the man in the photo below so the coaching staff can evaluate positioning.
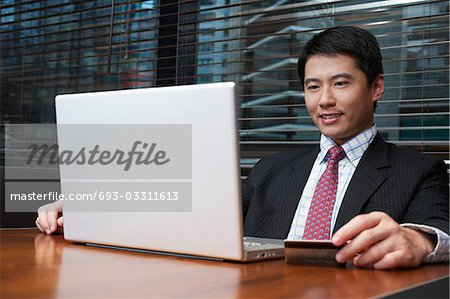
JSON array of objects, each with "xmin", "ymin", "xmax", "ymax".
[
  {"xmin": 36, "ymin": 26, "xmax": 449, "ymax": 269},
  {"xmin": 241, "ymin": 26, "xmax": 448, "ymax": 269}
]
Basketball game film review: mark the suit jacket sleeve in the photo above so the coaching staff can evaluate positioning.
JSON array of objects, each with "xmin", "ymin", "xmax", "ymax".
[{"xmin": 401, "ymin": 158, "xmax": 449, "ymax": 234}]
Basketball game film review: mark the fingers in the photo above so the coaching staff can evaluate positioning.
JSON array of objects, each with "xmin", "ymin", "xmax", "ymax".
[
  {"xmin": 36, "ymin": 202, "xmax": 62, "ymax": 235},
  {"xmin": 36, "ymin": 207, "xmax": 51, "ymax": 234},
  {"xmin": 53, "ymin": 200, "xmax": 63, "ymax": 210},
  {"xmin": 372, "ymin": 228, "xmax": 433, "ymax": 269},
  {"xmin": 372, "ymin": 251, "xmax": 409, "ymax": 270},
  {"xmin": 332, "ymin": 211, "xmax": 386, "ymax": 246},
  {"xmin": 335, "ymin": 223, "xmax": 395, "ymax": 263},
  {"xmin": 335, "ymin": 216, "xmax": 400, "ymax": 264},
  {"xmin": 332, "ymin": 212, "xmax": 431, "ymax": 269},
  {"xmin": 35, "ymin": 218, "xmax": 45, "ymax": 234},
  {"xmin": 352, "ymin": 236, "xmax": 397, "ymax": 267},
  {"xmin": 57, "ymin": 216, "xmax": 64, "ymax": 227},
  {"xmin": 332, "ymin": 212, "xmax": 402, "ymax": 265},
  {"xmin": 46, "ymin": 209, "xmax": 59, "ymax": 233}
]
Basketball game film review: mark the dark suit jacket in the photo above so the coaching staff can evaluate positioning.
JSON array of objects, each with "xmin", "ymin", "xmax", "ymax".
[{"xmin": 242, "ymin": 134, "xmax": 449, "ymax": 239}]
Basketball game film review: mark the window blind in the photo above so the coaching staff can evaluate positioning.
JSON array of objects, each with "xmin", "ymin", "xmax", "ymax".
[
  {"xmin": 1, "ymin": 0, "xmax": 448, "ymax": 168},
  {"xmin": 174, "ymin": 0, "xmax": 449, "ymax": 174},
  {"xmin": 1, "ymin": 0, "xmax": 160, "ymax": 124}
]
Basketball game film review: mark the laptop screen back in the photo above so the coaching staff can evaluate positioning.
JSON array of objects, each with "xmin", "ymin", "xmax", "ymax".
[{"xmin": 56, "ymin": 82, "xmax": 245, "ymax": 260}]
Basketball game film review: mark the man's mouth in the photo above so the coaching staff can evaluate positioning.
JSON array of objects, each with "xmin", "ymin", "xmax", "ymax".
[{"xmin": 320, "ymin": 113, "xmax": 343, "ymax": 120}]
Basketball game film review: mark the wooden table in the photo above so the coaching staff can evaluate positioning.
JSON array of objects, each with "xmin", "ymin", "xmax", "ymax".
[{"xmin": 1, "ymin": 228, "xmax": 448, "ymax": 298}]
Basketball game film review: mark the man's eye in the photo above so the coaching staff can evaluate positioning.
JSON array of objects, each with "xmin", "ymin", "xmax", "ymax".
[
  {"xmin": 335, "ymin": 81, "xmax": 348, "ymax": 87},
  {"xmin": 307, "ymin": 85, "xmax": 319, "ymax": 90}
]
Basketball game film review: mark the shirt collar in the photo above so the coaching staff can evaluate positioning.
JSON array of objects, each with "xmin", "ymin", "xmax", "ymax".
[{"xmin": 318, "ymin": 125, "xmax": 378, "ymax": 167}]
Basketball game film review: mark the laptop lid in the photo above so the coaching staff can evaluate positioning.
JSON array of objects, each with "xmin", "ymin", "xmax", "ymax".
[{"xmin": 56, "ymin": 82, "xmax": 247, "ymax": 261}]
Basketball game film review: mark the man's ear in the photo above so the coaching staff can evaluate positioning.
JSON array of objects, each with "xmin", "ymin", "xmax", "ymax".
[{"xmin": 371, "ymin": 74, "xmax": 385, "ymax": 103}]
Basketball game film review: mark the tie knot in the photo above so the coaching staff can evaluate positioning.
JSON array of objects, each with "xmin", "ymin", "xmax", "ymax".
[{"xmin": 328, "ymin": 146, "xmax": 345, "ymax": 162}]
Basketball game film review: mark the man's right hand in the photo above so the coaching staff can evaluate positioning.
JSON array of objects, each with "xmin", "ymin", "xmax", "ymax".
[{"xmin": 36, "ymin": 201, "xmax": 64, "ymax": 235}]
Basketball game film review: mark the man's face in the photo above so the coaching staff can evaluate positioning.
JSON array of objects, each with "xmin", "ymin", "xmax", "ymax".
[{"xmin": 304, "ymin": 54, "xmax": 384, "ymax": 145}]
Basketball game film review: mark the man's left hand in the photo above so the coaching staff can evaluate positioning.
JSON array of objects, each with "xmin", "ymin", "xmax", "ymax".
[{"xmin": 331, "ymin": 211, "xmax": 435, "ymax": 269}]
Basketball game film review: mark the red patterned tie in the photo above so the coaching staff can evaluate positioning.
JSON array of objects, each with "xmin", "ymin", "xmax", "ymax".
[{"xmin": 302, "ymin": 146, "xmax": 345, "ymax": 240}]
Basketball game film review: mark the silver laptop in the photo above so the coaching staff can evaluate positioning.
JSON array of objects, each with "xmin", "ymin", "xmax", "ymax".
[{"xmin": 55, "ymin": 82, "xmax": 284, "ymax": 262}]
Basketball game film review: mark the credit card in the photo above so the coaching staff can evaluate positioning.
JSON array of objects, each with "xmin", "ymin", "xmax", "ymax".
[{"xmin": 284, "ymin": 240, "xmax": 345, "ymax": 267}]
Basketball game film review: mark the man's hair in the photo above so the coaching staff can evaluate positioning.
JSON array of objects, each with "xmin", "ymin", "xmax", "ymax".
[{"xmin": 297, "ymin": 26, "xmax": 383, "ymax": 88}]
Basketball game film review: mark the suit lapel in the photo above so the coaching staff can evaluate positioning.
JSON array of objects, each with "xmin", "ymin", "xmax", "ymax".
[
  {"xmin": 333, "ymin": 134, "xmax": 390, "ymax": 232},
  {"xmin": 274, "ymin": 147, "xmax": 319, "ymax": 237}
]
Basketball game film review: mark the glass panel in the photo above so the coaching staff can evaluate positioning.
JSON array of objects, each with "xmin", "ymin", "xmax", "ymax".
[
  {"xmin": 1, "ymin": 0, "xmax": 159, "ymax": 124},
  {"xmin": 176, "ymin": 0, "xmax": 449, "ymax": 162}
]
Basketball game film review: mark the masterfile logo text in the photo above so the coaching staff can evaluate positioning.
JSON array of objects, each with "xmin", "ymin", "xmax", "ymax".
[
  {"xmin": 26, "ymin": 140, "xmax": 171, "ymax": 171},
  {"xmin": 4, "ymin": 124, "xmax": 192, "ymax": 213}
]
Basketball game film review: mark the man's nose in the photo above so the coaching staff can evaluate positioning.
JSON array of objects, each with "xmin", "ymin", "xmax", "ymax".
[{"xmin": 318, "ymin": 87, "xmax": 336, "ymax": 108}]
